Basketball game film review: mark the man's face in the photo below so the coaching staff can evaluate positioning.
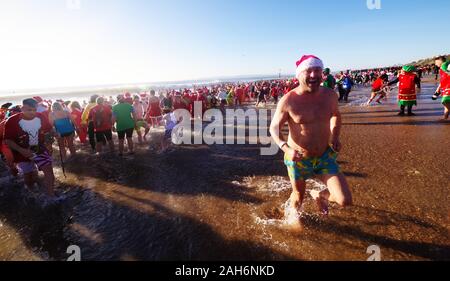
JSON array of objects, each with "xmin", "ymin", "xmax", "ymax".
[
  {"xmin": 21, "ymin": 104, "xmax": 36, "ymax": 120},
  {"xmin": 299, "ymin": 67, "xmax": 323, "ymax": 92},
  {"xmin": 435, "ymin": 59, "xmax": 443, "ymax": 68}
]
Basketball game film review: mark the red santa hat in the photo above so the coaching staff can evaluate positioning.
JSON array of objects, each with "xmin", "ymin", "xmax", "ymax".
[
  {"xmin": 295, "ymin": 55, "xmax": 324, "ymax": 78},
  {"xmin": 33, "ymin": 96, "xmax": 44, "ymax": 103}
]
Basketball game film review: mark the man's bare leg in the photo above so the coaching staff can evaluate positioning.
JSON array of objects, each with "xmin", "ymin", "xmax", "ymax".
[
  {"xmin": 375, "ymin": 91, "xmax": 386, "ymax": 104},
  {"xmin": 67, "ymin": 136, "xmax": 76, "ymax": 156},
  {"xmin": 118, "ymin": 139, "xmax": 125, "ymax": 155},
  {"xmin": 57, "ymin": 138, "xmax": 67, "ymax": 161},
  {"xmin": 41, "ymin": 164, "xmax": 55, "ymax": 197},
  {"xmin": 311, "ymin": 173, "xmax": 353, "ymax": 214},
  {"xmin": 285, "ymin": 179, "xmax": 306, "ymax": 226},
  {"xmin": 143, "ymin": 127, "xmax": 150, "ymax": 141},
  {"xmin": 136, "ymin": 129, "xmax": 143, "ymax": 144},
  {"xmin": 366, "ymin": 92, "xmax": 377, "ymax": 105},
  {"xmin": 24, "ymin": 171, "xmax": 39, "ymax": 191},
  {"xmin": 443, "ymin": 103, "xmax": 450, "ymax": 120},
  {"xmin": 96, "ymin": 142, "xmax": 103, "ymax": 154},
  {"xmin": 126, "ymin": 137, "xmax": 134, "ymax": 154}
]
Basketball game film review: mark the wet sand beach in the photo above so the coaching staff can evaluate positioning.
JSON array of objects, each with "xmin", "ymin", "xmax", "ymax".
[{"xmin": 0, "ymin": 81, "xmax": 449, "ymax": 261}]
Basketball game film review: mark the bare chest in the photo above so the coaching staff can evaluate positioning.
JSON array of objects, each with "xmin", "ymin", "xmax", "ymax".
[{"xmin": 288, "ymin": 101, "xmax": 331, "ymax": 125}]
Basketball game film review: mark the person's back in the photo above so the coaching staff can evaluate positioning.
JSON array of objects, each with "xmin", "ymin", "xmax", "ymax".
[
  {"xmin": 342, "ymin": 76, "xmax": 353, "ymax": 90},
  {"xmin": 81, "ymin": 101, "xmax": 97, "ymax": 125},
  {"xmin": 70, "ymin": 108, "xmax": 82, "ymax": 126},
  {"xmin": 90, "ymin": 104, "xmax": 112, "ymax": 132},
  {"xmin": 113, "ymin": 102, "xmax": 135, "ymax": 132},
  {"xmin": 133, "ymin": 101, "xmax": 144, "ymax": 120},
  {"xmin": 52, "ymin": 112, "xmax": 74, "ymax": 136},
  {"xmin": 148, "ymin": 97, "xmax": 161, "ymax": 115}
]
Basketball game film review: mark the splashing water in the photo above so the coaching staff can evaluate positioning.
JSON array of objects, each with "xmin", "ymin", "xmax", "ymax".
[{"xmin": 253, "ymin": 178, "xmax": 327, "ymax": 228}]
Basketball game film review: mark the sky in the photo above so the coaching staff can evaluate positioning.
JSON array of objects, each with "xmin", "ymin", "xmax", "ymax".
[{"xmin": 0, "ymin": 0, "xmax": 448, "ymax": 91}]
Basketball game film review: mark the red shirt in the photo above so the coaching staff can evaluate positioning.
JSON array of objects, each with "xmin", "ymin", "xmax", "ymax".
[
  {"xmin": 270, "ymin": 87, "xmax": 279, "ymax": 97},
  {"xmin": 88, "ymin": 105, "xmax": 113, "ymax": 132},
  {"xmin": 372, "ymin": 78, "xmax": 384, "ymax": 91},
  {"xmin": 70, "ymin": 108, "xmax": 83, "ymax": 128},
  {"xmin": 235, "ymin": 88, "xmax": 244, "ymax": 98},
  {"xmin": 146, "ymin": 100, "xmax": 162, "ymax": 118},
  {"xmin": 3, "ymin": 112, "xmax": 52, "ymax": 163},
  {"xmin": 0, "ymin": 120, "xmax": 5, "ymax": 145},
  {"xmin": 440, "ymin": 69, "xmax": 450, "ymax": 96}
]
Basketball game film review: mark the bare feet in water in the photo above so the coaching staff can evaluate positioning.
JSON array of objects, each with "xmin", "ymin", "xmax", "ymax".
[
  {"xmin": 310, "ymin": 190, "xmax": 329, "ymax": 216},
  {"xmin": 284, "ymin": 204, "xmax": 303, "ymax": 233},
  {"xmin": 284, "ymin": 193, "xmax": 304, "ymax": 232}
]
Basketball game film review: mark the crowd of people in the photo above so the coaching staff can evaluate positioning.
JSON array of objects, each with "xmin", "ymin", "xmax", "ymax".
[{"xmin": 0, "ymin": 56, "xmax": 448, "ymax": 203}]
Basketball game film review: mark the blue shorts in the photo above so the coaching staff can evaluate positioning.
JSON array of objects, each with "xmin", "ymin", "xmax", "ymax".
[
  {"xmin": 284, "ymin": 146, "xmax": 341, "ymax": 181},
  {"xmin": 164, "ymin": 129, "xmax": 173, "ymax": 140}
]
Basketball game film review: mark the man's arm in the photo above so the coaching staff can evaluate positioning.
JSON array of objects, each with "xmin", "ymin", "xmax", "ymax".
[
  {"xmin": 269, "ymin": 94, "xmax": 302, "ymax": 163},
  {"xmin": 5, "ymin": 139, "xmax": 33, "ymax": 159},
  {"xmin": 3, "ymin": 119, "xmax": 32, "ymax": 158},
  {"xmin": 433, "ymin": 85, "xmax": 441, "ymax": 100},
  {"xmin": 387, "ymin": 77, "xmax": 399, "ymax": 87},
  {"xmin": 269, "ymin": 95, "xmax": 289, "ymax": 152},
  {"xmin": 329, "ymin": 91, "xmax": 342, "ymax": 152}
]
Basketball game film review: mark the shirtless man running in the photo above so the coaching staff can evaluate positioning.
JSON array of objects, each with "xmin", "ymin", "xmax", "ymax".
[{"xmin": 270, "ymin": 55, "xmax": 353, "ymax": 217}]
